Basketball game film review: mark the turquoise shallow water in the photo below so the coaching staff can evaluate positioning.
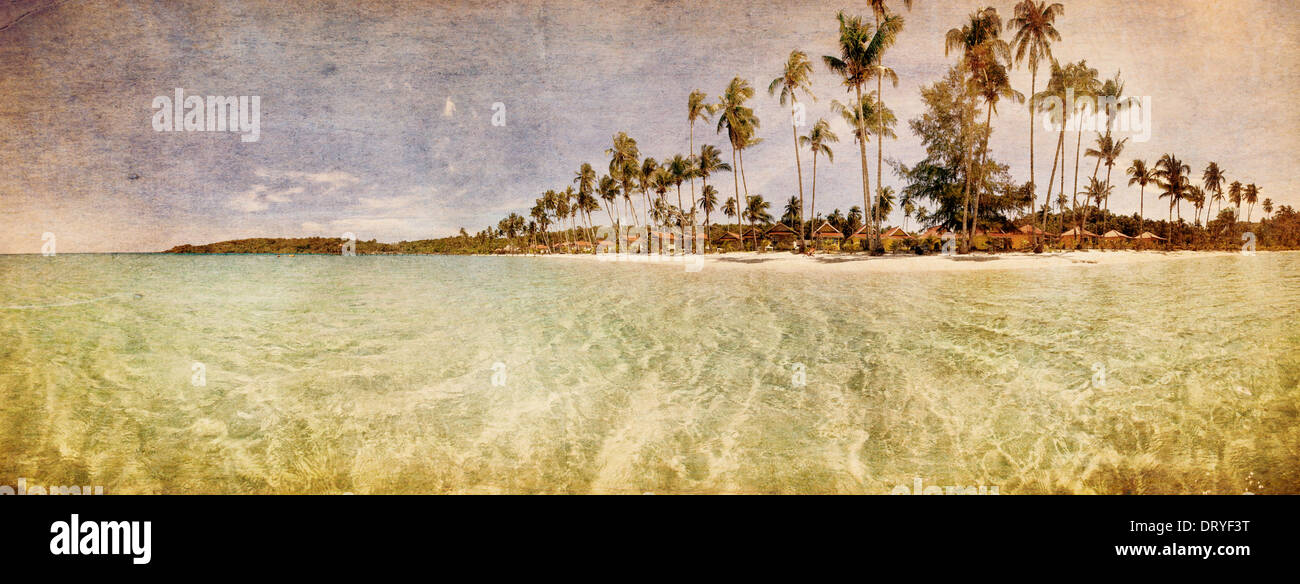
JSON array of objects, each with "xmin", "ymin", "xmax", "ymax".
[{"xmin": 0, "ymin": 253, "xmax": 1297, "ymax": 493}]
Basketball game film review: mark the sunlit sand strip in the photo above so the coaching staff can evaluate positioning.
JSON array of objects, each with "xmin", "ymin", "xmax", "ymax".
[{"xmin": 515, "ymin": 249, "xmax": 1284, "ymax": 274}]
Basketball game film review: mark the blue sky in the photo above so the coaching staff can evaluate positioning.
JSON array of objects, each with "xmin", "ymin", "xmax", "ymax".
[{"xmin": 1, "ymin": 0, "xmax": 1296, "ymax": 252}]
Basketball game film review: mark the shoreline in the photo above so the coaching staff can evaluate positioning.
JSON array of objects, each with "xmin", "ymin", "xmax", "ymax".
[{"xmin": 508, "ymin": 249, "xmax": 1289, "ymax": 274}]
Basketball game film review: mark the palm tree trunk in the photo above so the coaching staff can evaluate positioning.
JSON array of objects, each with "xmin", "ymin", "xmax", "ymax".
[
  {"xmin": 1040, "ymin": 123, "xmax": 1065, "ymax": 247},
  {"xmin": 971, "ymin": 103, "xmax": 993, "ymax": 251},
  {"xmin": 809, "ymin": 152, "xmax": 818, "ymax": 252},
  {"xmin": 875, "ymin": 74, "xmax": 884, "ymax": 253},
  {"xmin": 1028, "ymin": 68, "xmax": 1037, "ymax": 241},
  {"xmin": 791, "ymin": 103, "xmax": 806, "ymax": 254},
  {"xmin": 854, "ymin": 84, "xmax": 871, "ymax": 252},
  {"xmin": 1139, "ymin": 185, "xmax": 1145, "ymax": 235},
  {"xmin": 731, "ymin": 146, "xmax": 741, "ymax": 249},
  {"xmin": 1072, "ymin": 119, "xmax": 1085, "ymax": 249}
]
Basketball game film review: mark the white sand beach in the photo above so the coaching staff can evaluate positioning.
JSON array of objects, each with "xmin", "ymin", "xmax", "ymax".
[{"xmin": 517, "ymin": 249, "xmax": 1282, "ymax": 274}]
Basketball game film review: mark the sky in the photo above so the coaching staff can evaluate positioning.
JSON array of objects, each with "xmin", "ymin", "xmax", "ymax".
[{"xmin": 1, "ymin": 0, "xmax": 1297, "ymax": 252}]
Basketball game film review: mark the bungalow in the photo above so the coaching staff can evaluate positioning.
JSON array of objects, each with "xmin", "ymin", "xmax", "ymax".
[
  {"xmin": 812, "ymin": 221, "xmax": 844, "ymax": 250},
  {"xmin": 765, "ymin": 222, "xmax": 798, "ymax": 250},
  {"xmin": 1058, "ymin": 226, "xmax": 1100, "ymax": 247}
]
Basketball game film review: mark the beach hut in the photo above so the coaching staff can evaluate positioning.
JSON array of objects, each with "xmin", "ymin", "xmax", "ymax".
[
  {"xmin": 1134, "ymin": 231, "xmax": 1167, "ymax": 249},
  {"xmin": 765, "ymin": 223, "xmax": 798, "ymax": 250},
  {"xmin": 881, "ymin": 227, "xmax": 912, "ymax": 240},
  {"xmin": 530, "ymin": 244, "xmax": 550, "ymax": 254},
  {"xmin": 1014, "ymin": 224, "xmax": 1051, "ymax": 250},
  {"xmin": 714, "ymin": 231, "xmax": 742, "ymax": 251},
  {"xmin": 1100, "ymin": 230, "xmax": 1131, "ymax": 249},
  {"xmin": 1058, "ymin": 226, "xmax": 1100, "ymax": 247},
  {"xmin": 812, "ymin": 221, "xmax": 844, "ymax": 250}
]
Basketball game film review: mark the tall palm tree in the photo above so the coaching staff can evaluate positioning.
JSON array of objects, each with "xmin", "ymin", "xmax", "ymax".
[
  {"xmin": 1244, "ymin": 184, "xmax": 1259, "ymax": 222},
  {"xmin": 967, "ymin": 22, "xmax": 1022, "ymax": 247},
  {"xmin": 687, "ymin": 89, "xmax": 715, "ymax": 209},
  {"xmin": 1081, "ymin": 176, "xmax": 1111, "ymax": 236},
  {"xmin": 868, "ymin": 1, "xmax": 912, "ymax": 249},
  {"xmin": 769, "ymin": 49, "xmax": 815, "ymax": 256},
  {"xmin": 799, "ymin": 119, "xmax": 837, "ymax": 248},
  {"xmin": 1127, "ymin": 159, "xmax": 1154, "ymax": 233},
  {"xmin": 1033, "ymin": 59, "xmax": 1068, "ymax": 241},
  {"xmin": 1227, "ymin": 181, "xmax": 1243, "ymax": 221},
  {"xmin": 606, "ymin": 133, "xmax": 640, "ymax": 231},
  {"xmin": 1010, "ymin": 1, "xmax": 1064, "ymax": 237},
  {"xmin": 716, "ymin": 77, "xmax": 759, "ymax": 237},
  {"xmin": 826, "ymin": 10, "xmax": 902, "ymax": 252},
  {"xmin": 1155, "ymin": 153, "xmax": 1190, "ymax": 247},
  {"xmin": 1067, "ymin": 62, "xmax": 1101, "ymax": 248},
  {"xmin": 946, "ymin": 7, "xmax": 1008, "ymax": 251}
]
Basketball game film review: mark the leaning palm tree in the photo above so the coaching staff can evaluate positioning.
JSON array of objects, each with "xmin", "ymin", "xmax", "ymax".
[
  {"xmin": 1010, "ymin": 1, "xmax": 1064, "ymax": 232},
  {"xmin": 826, "ymin": 10, "xmax": 903, "ymax": 252},
  {"xmin": 830, "ymin": 93, "xmax": 877, "ymax": 241},
  {"xmin": 638, "ymin": 157, "xmax": 660, "ymax": 228},
  {"xmin": 687, "ymin": 89, "xmax": 715, "ymax": 207},
  {"xmin": 1067, "ymin": 62, "xmax": 1101, "ymax": 245},
  {"xmin": 1244, "ymin": 183, "xmax": 1260, "ymax": 222},
  {"xmin": 1155, "ymin": 153, "xmax": 1190, "ymax": 247},
  {"xmin": 1228, "ymin": 181, "xmax": 1243, "ymax": 220},
  {"xmin": 769, "ymin": 49, "xmax": 815, "ymax": 256},
  {"xmin": 1127, "ymin": 159, "xmax": 1154, "ymax": 234},
  {"xmin": 716, "ymin": 77, "xmax": 759, "ymax": 226},
  {"xmin": 799, "ymin": 118, "xmax": 837, "ymax": 248},
  {"xmin": 1033, "ymin": 59, "xmax": 1069, "ymax": 242}
]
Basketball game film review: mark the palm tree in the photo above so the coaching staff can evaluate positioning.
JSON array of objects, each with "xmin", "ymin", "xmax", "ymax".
[
  {"xmin": 769, "ymin": 49, "xmax": 815, "ymax": 256},
  {"xmin": 723, "ymin": 196, "xmax": 739, "ymax": 238},
  {"xmin": 1067, "ymin": 62, "xmax": 1101, "ymax": 248},
  {"xmin": 799, "ymin": 119, "xmax": 837, "ymax": 247},
  {"xmin": 966, "ymin": 15, "xmax": 1022, "ymax": 247},
  {"xmin": 638, "ymin": 157, "xmax": 659, "ymax": 228},
  {"xmin": 1081, "ymin": 176, "xmax": 1111, "ymax": 236},
  {"xmin": 606, "ymin": 133, "xmax": 640, "ymax": 231},
  {"xmin": 1228, "ymin": 181, "xmax": 1243, "ymax": 220},
  {"xmin": 1033, "ymin": 59, "xmax": 1069, "ymax": 242},
  {"xmin": 1127, "ymin": 159, "xmax": 1154, "ymax": 234},
  {"xmin": 1202, "ymin": 162, "xmax": 1226, "ymax": 221},
  {"xmin": 687, "ymin": 89, "xmax": 715, "ymax": 209},
  {"xmin": 1244, "ymin": 184, "xmax": 1260, "ymax": 222},
  {"xmin": 667, "ymin": 154, "xmax": 692, "ymax": 215},
  {"xmin": 946, "ymin": 7, "xmax": 1009, "ymax": 251},
  {"xmin": 1155, "ymin": 153, "xmax": 1190, "ymax": 247},
  {"xmin": 1262, "ymin": 198, "xmax": 1274, "ymax": 221},
  {"xmin": 698, "ymin": 184, "xmax": 719, "ymax": 234},
  {"xmin": 1186, "ymin": 186, "xmax": 1206, "ymax": 228},
  {"xmin": 1010, "ymin": 1, "xmax": 1064, "ymax": 235},
  {"xmin": 826, "ymin": 10, "xmax": 902, "ymax": 252},
  {"xmin": 695, "ymin": 144, "xmax": 732, "ymax": 227},
  {"xmin": 716, "ymin": 77, "xmax": 759, "ymax": 234},
  {"xmin": 596, "ymin": 174, "xmax": 621, "ymax": 232},
  {"xmin": 868, "ymin": 0, "xmax": 912, "ymax": 250},
  {"xmin": 1084, "ymin": 134, "xmax": 1126, "ymax": 232},
  {"xmin": 783, "ymin": 196, "xmax": 802, "ymax": 227}
]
